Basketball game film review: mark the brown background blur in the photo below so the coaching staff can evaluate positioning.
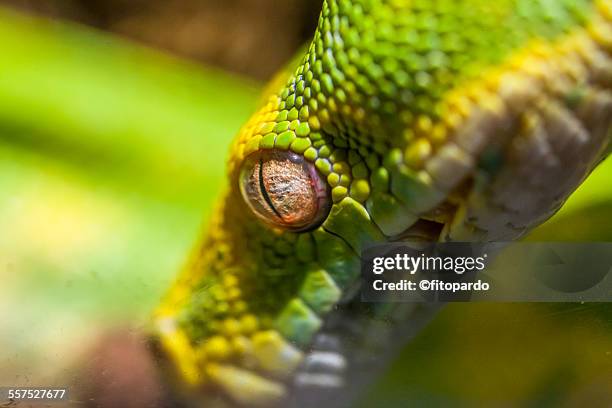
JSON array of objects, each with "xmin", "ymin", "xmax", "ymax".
[{"xmin": 0, "ymin": 0, "xmax": 323, "ymax": 80}]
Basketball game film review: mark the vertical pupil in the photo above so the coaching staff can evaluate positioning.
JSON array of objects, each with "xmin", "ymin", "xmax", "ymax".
[{"xmin": 258, "ymin": 157, "xmax": 284, "ymax": 221}]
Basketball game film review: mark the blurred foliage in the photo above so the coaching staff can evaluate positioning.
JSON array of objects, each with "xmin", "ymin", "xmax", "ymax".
[
  {"xmin": 361, "ymin": 303, "xmax": 612, "ymax": 407},
  {"xmin": 0, "ymin": 6, "xmax": 260, "ymax": 383},
  {"xmin": 0, "ymin": 0, "xmax": 323, "ymax": 80},
  {"xmin": 0, "ymin": 5, "xmax": 610, "ymax": 406}
]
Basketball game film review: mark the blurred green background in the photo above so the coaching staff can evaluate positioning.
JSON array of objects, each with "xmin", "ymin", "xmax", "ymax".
[{"xmin": 0, "ymin": 2, "xmax": 610, "ymax": 406}]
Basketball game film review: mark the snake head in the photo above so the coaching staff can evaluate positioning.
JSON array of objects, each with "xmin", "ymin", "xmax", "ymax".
[{"xmin": 153, "ymin": 1, "xmax": 612, "ymax": 406}]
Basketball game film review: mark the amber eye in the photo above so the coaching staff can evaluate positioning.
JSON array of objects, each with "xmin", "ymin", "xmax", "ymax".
[{"xmin": 239, "ymin": 150, "xmax": 331, "ymax": 231}]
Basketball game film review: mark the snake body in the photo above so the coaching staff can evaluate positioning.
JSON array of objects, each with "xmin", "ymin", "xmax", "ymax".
[{"xmin": 152, "ymin": 1, "xmax": 612, "ymax": 406}]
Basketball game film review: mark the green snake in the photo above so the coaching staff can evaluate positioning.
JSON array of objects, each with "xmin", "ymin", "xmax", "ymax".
[{"xmin": 151, "ymin": 1, "xmax": 612, "ymax": 406}]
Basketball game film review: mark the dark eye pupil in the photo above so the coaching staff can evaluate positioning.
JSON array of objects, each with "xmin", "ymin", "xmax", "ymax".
[
  {"xmin": 257, "ymin": 157, "xmax": 284, "ymax": 219},
  {"xmin": 239, "ymin": 150, "xmax": 330, "ymax": 231}
]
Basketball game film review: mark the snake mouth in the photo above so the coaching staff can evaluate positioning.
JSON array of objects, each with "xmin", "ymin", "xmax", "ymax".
[
  {"xmin": 388, "ymin": 217, "xmax": 446, "ymax": 242},
  {"xmin": 386, "ymin": 196, "xmax": 459, "ymax": 243}
]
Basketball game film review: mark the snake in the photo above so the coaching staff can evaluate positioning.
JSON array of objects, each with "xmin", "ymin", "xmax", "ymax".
[{"xmin": 150, "ymin": 1, "xmax": 612, "ymax": 407}]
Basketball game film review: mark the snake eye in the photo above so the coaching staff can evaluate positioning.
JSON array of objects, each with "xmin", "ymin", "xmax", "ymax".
[{"xmin": 239, "ymin": 150, "xmax": 331, "ymax": 231}]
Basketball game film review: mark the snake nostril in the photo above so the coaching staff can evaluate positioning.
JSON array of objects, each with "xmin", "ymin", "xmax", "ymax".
[{"xmin": 239, "ymin": 149, "xmax": 331, "ymax": 231}]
